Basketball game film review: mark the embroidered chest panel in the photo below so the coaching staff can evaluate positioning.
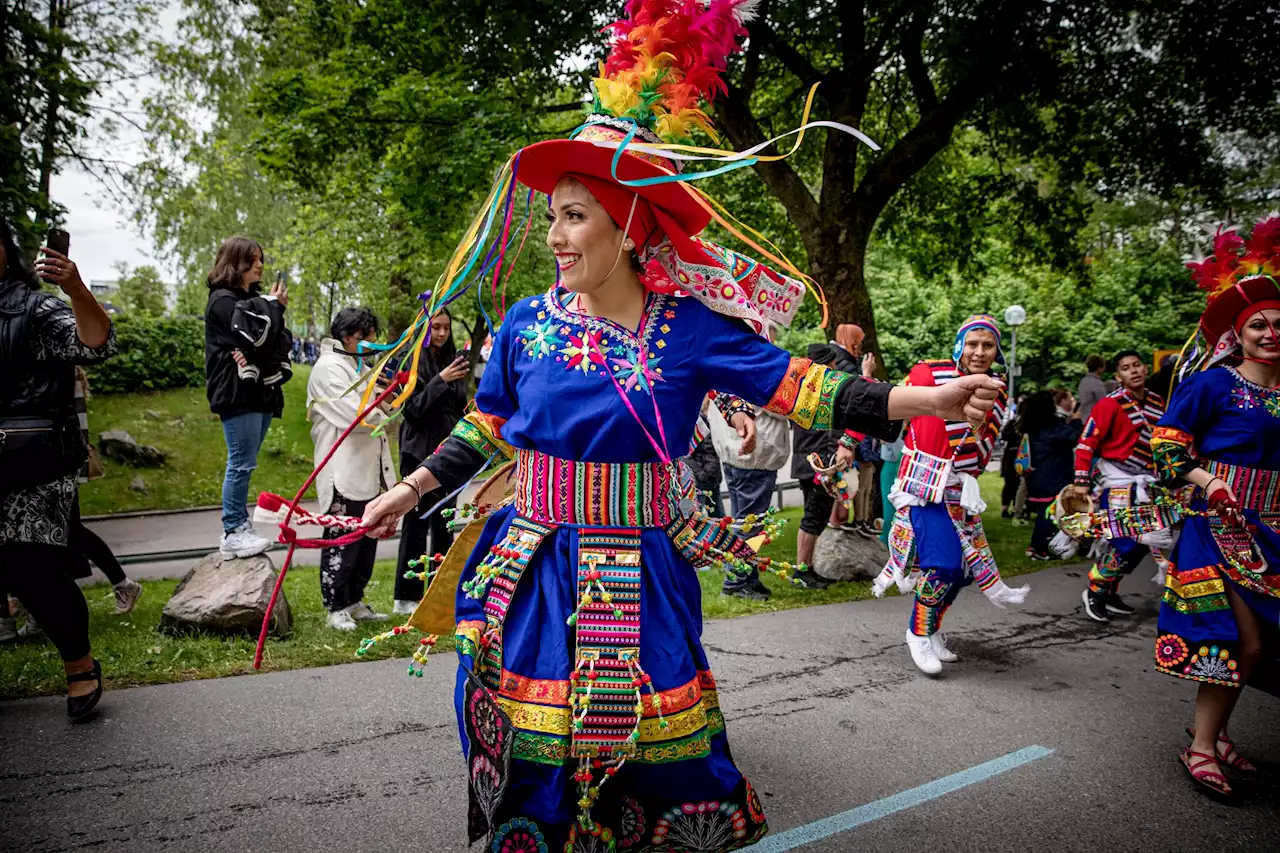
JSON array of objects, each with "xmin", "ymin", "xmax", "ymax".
[
  {"xmin": 518, "ymin": 288, "xmax": 679, "ymax": 395},
  {"xmin": 1111, "ymin": 388, "xmax": 1165, "ymax": 468},
  {"xmin": 1226, "ymin": 368, "xmax": 1280, "ymax": 419},
  {"xmin": 922, "ymin": 359, "xmax": 1007, "ymax": 474}
]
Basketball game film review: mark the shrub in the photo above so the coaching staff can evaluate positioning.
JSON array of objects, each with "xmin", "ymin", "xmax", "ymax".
[{"xmin": 88, "ymin": 315, "xmax": 206, "ymax": 394}]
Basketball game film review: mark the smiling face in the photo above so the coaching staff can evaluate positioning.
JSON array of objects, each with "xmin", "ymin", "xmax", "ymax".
[
  {"xmin": 430, "ymin": 312, "xmax": 452, "ymax": 348},
  {"xmin": 1239, "ymin": 308, "xmax": 1280, "ymax": 363},
  {"xmin": 959, "ymin": 329, "xmax": 998, "ymax": 374},
  {"xmin": 545, "ymin": 177, "xmax": 629, "ymax": 294}
]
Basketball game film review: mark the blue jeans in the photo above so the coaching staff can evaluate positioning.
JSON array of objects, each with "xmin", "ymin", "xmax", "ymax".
[
  {"xmin": 721, "ymin": 465, "xmax": 777, "ymax": 591},
  {"xmin": 220, "ymin": 412, "xmax": 273, "ymax": 533}
]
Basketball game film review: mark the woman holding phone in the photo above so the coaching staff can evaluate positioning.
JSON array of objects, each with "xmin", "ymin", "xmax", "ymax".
[
  {"xmin": 0, "ymin": 220, "xmax": 115, "ymax": 719},
  {"xmin": 392, "ymin": 308, "xmax": 469, "ymax": 614}
]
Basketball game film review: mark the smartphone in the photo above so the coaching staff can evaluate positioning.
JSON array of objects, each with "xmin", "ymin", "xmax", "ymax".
[
  {"xmin": 46, "ymin": 228, "xmax": 70, "ymax": 256},
  {"xmin": 42, "ymin": 229, "xmax": 70, "ymax": 285}
]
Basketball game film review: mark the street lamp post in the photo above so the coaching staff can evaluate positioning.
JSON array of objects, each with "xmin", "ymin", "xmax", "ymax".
[{"xmin": 1003, "ymin": 304, "xmax": 1027, "ymax": 403}]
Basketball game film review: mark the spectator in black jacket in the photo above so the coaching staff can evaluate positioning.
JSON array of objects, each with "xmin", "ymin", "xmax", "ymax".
[
  {"xmin": 393, "ymin": 309, "xmax": 470, "ymax": 614},
  {"xmin": 1021, "ymin": 390, "xmax": 1083, "ymax": 559},
  {"xmin": 204, "ymin": 236, "xmax": 290, "ymax": 559}
]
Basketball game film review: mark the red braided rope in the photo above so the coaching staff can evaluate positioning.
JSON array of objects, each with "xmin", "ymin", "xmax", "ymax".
[{"xmin": 252, "ymin": 372, "xmax": 408, "ymax": 669}]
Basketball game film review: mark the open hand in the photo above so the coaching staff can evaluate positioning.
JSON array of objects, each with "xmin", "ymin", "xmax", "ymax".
[
  {"xmin": 731, "ymin": 411, "xmax": 756, "ymax": 456},
  {"xmin": 931, "ymin": 374, "xmax": 1005, "ymax": 428}
]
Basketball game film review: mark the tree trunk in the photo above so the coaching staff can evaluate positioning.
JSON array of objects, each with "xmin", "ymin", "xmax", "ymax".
[
  {"xmin": 803, "ymin": 217, "xmax": 881, "ymax": 363},
  {"xmin": 36, "ymin": 0, "xmax": 66, "ymax": 221}
]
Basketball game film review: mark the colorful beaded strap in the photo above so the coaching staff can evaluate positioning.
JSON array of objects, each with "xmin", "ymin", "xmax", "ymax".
[
  {"xmin": 514, "ymin": 448, "xmax": 678, "ymax": 528},
  {"xmin": 1206, "ymin": 460, "xmax": 1280, "ymax": 512}
]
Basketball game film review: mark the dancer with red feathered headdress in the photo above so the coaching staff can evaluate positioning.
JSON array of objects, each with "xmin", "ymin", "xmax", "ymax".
[{"xmin": 1142, "ymin": 216, "xmax": 1280, "ymax": 800}]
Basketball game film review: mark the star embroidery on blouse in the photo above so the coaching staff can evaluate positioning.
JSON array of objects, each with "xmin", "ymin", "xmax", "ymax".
[
  {"xmin": 560, "ymin": 330, "xmax": 606, "ymax": 374},
  {"xmin": 664, "ymin": 310, "xmax": 676, "ymax": 320},
  {"xmin": 611, "ymin": 347, "xmax": 665, "ymax": 394},
  {"xmin": 1265, "ymin": 394, "xmax": 1280, "ymax": 420},
  {"xmin": 1231, "ymin": 386, "xmax": 1261, "ymax": 410},
  {"xmin": 520, "ymin": 318, "xmax": 563, "ymax": 359}
]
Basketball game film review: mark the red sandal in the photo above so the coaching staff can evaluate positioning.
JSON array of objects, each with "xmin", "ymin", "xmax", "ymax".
[
  {"xmin": 1180, "ymin": 747, "xmax": 1234, "ymax": 799},
  {"xmin": 1185, "ymin": 727, "xmax": 1257, "ymax": 772}
]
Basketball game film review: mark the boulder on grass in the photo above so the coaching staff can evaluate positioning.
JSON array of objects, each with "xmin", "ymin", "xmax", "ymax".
[
  {"xmin": 99, "ymin": 429, "xmax": 167, "ymax": 467},
  {"xmin": 159, "ymin": 552, "xmax": 292, "ymax": 637},
  {"xmin": 812, "ymin": 528, "xmax": 889, "ymax": 581}
]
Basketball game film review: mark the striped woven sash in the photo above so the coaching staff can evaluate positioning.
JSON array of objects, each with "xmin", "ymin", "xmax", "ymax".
[
  {"xmin": 514, "ymin": 448, "xmax": 677, "ymax": 527},
  {"xmin": 1206, "ymin": 460, "xmax": 1280, "ymax": 512}
]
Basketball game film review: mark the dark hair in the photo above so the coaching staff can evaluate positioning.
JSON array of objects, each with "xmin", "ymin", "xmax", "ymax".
[
  {"xmin": 1085, "ymin": 354, "xmax": 1105, "ymax": 372},
  {"xmin": 330, "ymin": 306, "xmax": 380, "ymax": 342},
  {"xmin": 428, "ymin": 307, "xmax": 458, "ymax": 365},
  {"xmin": 1049, "ymin": 387, "xmax": 1072, "ymax": 408},
  {"xmin": 1019, "ymin": 391, "xmax": 1059, "ymax": 435},
  {"xmin": 206, "ymin": 236, "xmax": 263, "ymax": 292},
  {"xmin": 1113, "ymin": 349, "xmax": 1143, "ymax": 369},
  {"xmin": 1, "ymin": 218, "xmax": 37, "ymax": 289}
]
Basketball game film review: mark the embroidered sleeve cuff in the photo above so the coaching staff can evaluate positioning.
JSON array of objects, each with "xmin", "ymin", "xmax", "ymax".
[
  {"xmin": 896, "ymin": 447, "xmax": 952, "ymax": 504},
  {"xmin": 1151, "ymin": 426, "xmax": 1197, "ymax": 481},
  {"xmin": 450, "ymin": 410, "xmax": 513, "ymax": 461}
]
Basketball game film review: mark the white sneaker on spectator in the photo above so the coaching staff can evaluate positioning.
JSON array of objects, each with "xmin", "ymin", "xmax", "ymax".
[
  {"xmin": 392, "ymin": 600, "xmax": 418, "ymax": 616},
  {"xmin": 348, "ymin": 601, "xmax": 388, "ymax": 622},
  {"xmin": 0, "ymin": 616, "xmax": 16, "ymax": 643},
  {"xmin": 326, "ymin": 608, "xmax": 358, "ymax": 631},
  {"xmin": 220, "ymin": 525, "xmax": 272, "ymax": 559},
  {"xmin": 113, "ymin": 578, "xmax": 143, "ymax": 614}
]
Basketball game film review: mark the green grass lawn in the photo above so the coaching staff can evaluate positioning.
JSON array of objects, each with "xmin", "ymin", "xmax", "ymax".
[
  {"xmin": 0, "ymin": 475, "xmax": 1061, "ymax": 699},
  {"xmin": 77, "ymin": 366, "xmax": 321, "ymax": 516}
]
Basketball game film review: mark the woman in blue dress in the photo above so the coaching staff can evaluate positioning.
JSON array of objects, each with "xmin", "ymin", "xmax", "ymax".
[
  {"xmin": 360, "ymin": 3, "xmax": 1001, "ymax": 849},
  {"xmin": 1151, "ymin": 217, "xmax": 1280, "ymax": 799}
]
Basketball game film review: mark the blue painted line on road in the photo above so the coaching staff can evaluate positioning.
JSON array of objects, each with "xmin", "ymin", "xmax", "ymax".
[{"xmin": 751, "ymin": 745, "xmax": 1055, "ymax": 853}]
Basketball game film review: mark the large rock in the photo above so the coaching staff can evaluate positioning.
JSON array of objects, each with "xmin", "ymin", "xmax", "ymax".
[
  {"xmin": 99, "ymin": 429, "xmax": 167, "ymax": 467},
  {"xmin": 812, "ymin": 528, "xmax": 889, "ymax": 581},
  {"xmin": 159, "ymin": 553, "xmax": 292, "ymax": 637}
]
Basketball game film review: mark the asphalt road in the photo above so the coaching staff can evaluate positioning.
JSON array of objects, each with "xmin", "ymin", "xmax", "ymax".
[{"xmin": 3, "ymin": 563, "xmax": 1277, "ymax": 853}]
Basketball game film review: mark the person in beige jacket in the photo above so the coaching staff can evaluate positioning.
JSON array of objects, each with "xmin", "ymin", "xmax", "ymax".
[{"xmin": 306, "ymin": 307, "xmax": 396, "ymax": 631}]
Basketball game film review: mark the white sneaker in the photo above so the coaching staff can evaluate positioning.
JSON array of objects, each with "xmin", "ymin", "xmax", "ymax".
[
  {"xmin": 905, "ymin": 631, "xmax": 942, "ymax": 675},
  {"xmin": 348, "ymin": 601, "xmax": 388, "ymax": 622},
  {"xmin": 0, "ymin": 616, "xmax": 16, "ymax": 643},
  {"xmin": 326, "ymin": 608, "xmax": 358, "ymax": 631},
  {"xmin": 220, "ymin": 525, "xmax": 272, "ymax": 559},
  {"xmin": 113, "ymin": 578, "xmax": 143, "ymax": 614},
  {"xmin": 931, "ymin": 631, "xmax": 959, "ymax": 663},
  {"xmin": 392, "ymin": 600, "xmax": 418, "ymax": 616}
]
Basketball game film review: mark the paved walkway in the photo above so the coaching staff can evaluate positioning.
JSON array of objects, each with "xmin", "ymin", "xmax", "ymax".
[{"xmin": 4, "ymin": 563, "xmax": 1277, "ymax": 852}]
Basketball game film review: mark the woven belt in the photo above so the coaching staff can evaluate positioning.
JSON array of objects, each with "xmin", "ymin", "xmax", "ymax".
[
  {"xmin": 513, "ymin": 448, "xmax": 677, "ymax": 527},
  {"xmin": 1206, "ymin": 460, "xmax": 1280, "ymax": 512}
]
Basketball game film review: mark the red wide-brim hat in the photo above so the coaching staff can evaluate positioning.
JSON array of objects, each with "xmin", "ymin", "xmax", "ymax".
[
  {"xmin": 514, "ymin": 131, "xmax": 712, "ymax": 241},
  {"xmin": 1200, "ymin": 275, "xmax": 1280, "ymax": 342}
]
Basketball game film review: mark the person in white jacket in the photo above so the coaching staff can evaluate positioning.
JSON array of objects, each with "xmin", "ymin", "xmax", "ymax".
[{"xmin": 306, "ymin": 307, "xmax": 396, "ymax": 631}]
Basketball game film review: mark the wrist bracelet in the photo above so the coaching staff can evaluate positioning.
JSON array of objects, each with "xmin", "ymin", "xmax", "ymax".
[{"xmin": 398, "ymin": 477, "xmax": 423, "ymax": 504}]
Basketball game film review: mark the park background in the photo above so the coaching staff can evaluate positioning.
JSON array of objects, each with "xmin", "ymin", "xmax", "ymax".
[{"xmin": 3, "ymin": 0, "xmax": 1278, "ymax": 697}]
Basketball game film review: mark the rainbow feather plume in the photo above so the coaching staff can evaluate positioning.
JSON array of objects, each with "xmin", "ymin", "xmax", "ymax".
[{"xmin": 592, "ymin": 0, "xmax": 757, "ymax": 143}]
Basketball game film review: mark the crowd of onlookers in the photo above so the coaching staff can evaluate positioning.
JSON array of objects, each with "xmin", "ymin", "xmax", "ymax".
[{"xmin": 1, "ymin": 224, "xmax": 1159, "ymax": 719}]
